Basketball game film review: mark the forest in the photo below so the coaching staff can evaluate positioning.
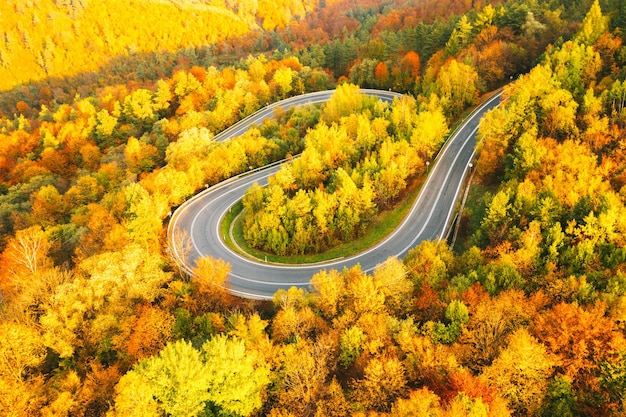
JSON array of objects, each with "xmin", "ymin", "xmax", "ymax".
[{"xmin": 0, "ymin": 0, "xmax": 625, "ymax": 416}]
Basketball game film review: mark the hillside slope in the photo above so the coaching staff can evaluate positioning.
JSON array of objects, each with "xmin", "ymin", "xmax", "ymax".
[{"xmin": 0, "ymin": 0, "xmax": 316, "ymax": 91}]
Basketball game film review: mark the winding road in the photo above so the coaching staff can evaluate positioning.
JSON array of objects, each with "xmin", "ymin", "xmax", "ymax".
[{"xmin": 168, "ymin": 89, "xmax": 502, "ymax": 299}]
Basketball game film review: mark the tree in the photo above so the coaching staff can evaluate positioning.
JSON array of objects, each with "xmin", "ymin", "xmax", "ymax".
[
  {"xmin": 273, "ymin": 339, "xmax": 332, "ymax": 416},
  {"xmin": 95, "ymin": 109, "xmax": 119, "ymax": 146},
  {"xmin": 481, "ymin": 190, "xmax": 512, "ymax": 244},
  {"xmin": 107, "ymin": 368, "xmax": 161, "ymax": 417},
  {"xmin": 122, "ymin": 89, "xmax": 158, "ymax": 125},
  {"xmin": 125, "ymin": 305, "xmax": 175, "ymax": 361},
  {"xmin": 346, "ymin": 266, "xmax": 386, "ymax": 316},
  {"xmin": 400, "ymin": 51, "xmax": 421, "ymax": 78},
  {"xmin": 445, "ymin": 15, "xmax": 473, "ymax": 56},
  {"xmin": 352, "ymin": 356, "xmax": 407, "ymax": 412},
  {"xmin": 1, "ymin": 225, "xmax": 51, "ymax": 277},
  {"xmin": 546, "ymin": 41, "xmax": 602, "ymax": 101},
  {"xmin": 141, "ymin": 167, "xmax": 194, "ymax": 207},
  {"xmin": 273, "ymin": 67, "xmax": 294, "ymax": 98},
  {"xmin": 436, "ymin": 59, "xmax": 477, "ymax": 117},
  {"xmin": 0, "ymin": 321, "xmax": 45, "ymax": 384},
  {"xmin": 458, "ymin": 290, "xmax": 533, "ymax": 372},
  {"xmin": 374, "ymin": 61, "xmax": 390, "ymax": 89},
  {"xmin": 124, "ymin": 136, "xmax": 159, "ymax": 174},
  {"xmin": 539, "ymin": 88, "xmax": 579, "ymax": 138},
  {"xmin": 372, "ymin": 257, "xmax": 414, "ymax": 315},
  {"xmin": 165, "ymin": 127, "xmax": 213, "ymax": 172},
  {"xmin": 110, "ymin": 336, "xmax": 270, "ymax": 417},
  {"xmin": 313, "ymin": 378, "xmax": 351, "ymax": 417},
  {"xmin": 30, "ymin": 184, "xmax": 67, "ymax": 227},
  {"xmin": 391, "ymin": 387, "xmax": 443, "ymax": 417},
  {"xmin": 508, "ymin": 127, "xmax": 544, "ymax": 178},
  {"xmin": 574, "ymin": 0, "xmax": 607, "ymax": 46},
  {"xmin": 598, "ymin": 351, "xmax": 626, "ymax": 413},
  {"xmin": 201, "ymin": 334, "xmax": 271, "ymax": 416},
  {"xmin": 321, "ymin": 84, "xmax": 368, "ymax": 124},
  {"xmin": 41, "ymin": 244, "xmax": 172, "ymax": 359},
  {"xmin": 404, "ymin": 240, "xmax": 454, "ymax": 290},
  {"xmin": 410, "ymin": 106, "xmax": 449, "ymax": 162},
  {"xmin": 110, "ymin": 340, "xmax": 211, "ymax": 417},
  {"xmin": 311, "ymin": 269, "xmax": 347, "ymax": 319},
  {"xmin": 154, "ymin": 79, "xmax": 173, "ymax": 112},
  {"xmin": 271, "ymin": 294, "xmax": 326, "ymax": 344},
  {"xmin": 123, "ymin": 183, "xmax": 168, "ymax": 251},
  {"xmin": 532, "ymin": 301, "xmax": 626, "ymax": 398},
  {"xmin": 481, "ymin": 328, "xmax": 557, "ymax": 415},
  {"xmin": 444, "ymin": 392, "xmax": 491, "ymax": 417},
  {"xmin": 339, "ymin": 326, "xmax": 365, "ymax": 367},
  {"xmin": 539, "ymin": 376, "xmax": 576, "ymax": 417},
  {"xmin": 192, "ymin": 256, "xmax": 230, "ymax": 311}
]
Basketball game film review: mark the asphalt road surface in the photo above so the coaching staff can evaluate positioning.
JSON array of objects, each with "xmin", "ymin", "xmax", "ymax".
[{"xmin": 168, "ymin": 89, "xmax": 502, "ymax": 299}]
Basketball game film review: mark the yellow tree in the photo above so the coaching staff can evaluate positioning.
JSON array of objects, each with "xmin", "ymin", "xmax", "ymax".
[
  {"xmin": 0, "ymin": 321, "xmax": 46, "ymax": 417},
  {"xmin": 30, "ymin": 184, "xmax": 67, "ymax": 227},
  {"xmin": 273, "ymin": 338, "xmax": 333, "ymax": 416},
  {"xmin": 573, "ymin": 0, "xmax": 608, "ymax": 46},
  {"xmin": 273, "ymin": 67, "xmax": 294, "ymax": 98},
  {"xmin": 372, "ymin": 257, "xmax": 414, "ymax": 315},
  {"xmin": 458, "ymin": 290, "xmax": 533, "ymax": 372},
  {"xmin": 346, "ymin": 266, "xmax": 386, "ymax": 316},
  {"xmin": 201, "ymin": 334, "xmax": 271, "ymax": 416},
  {"xmin": 351, "ymin": 356, "xmax": 407, "ymax": 412},
  {"xmin": 481, "ymin": 328, "xmax": 557, "ymax": 414},
  {"xmin": 124, "ymin": 136, "xmax": 158, "ymax": 174},
  {"xmin": 110, "ymin": 340, "xmax": 211, "ymax": 417},
  {"xmin": 41, "ymin": 244, "xmax": 172, "ymax": 359},
  {"xmin": 123, "ymin": 183, "xmax": 168, "ymax": 251},
  {"xmin": 391, "ymin": 387, "xmax": 443, "ymax": 416},
  {"xmin": 111, "ymin": 336, "xmax": 270, "ymax": 417},
  {"xmin": 410, "ymin": 107, "xmax": 449, "ymax": 161},
  {"xmin": 436, "ymin": 59, "xmax": 478, "ymax": 117},
  {"xmin": 192, "ymin": 256, "xmax": 231, "ymax": 311},
  {"xmin": 272, "ymin": 287, "xmax": 326, "ymax": 343},
  {"xmin": 0, "ymin": 321, "xmax": 45, "ymax": 383},
  {"xmin": 311, "ymin": 269, "xmax": 347, "ymax": 319}
]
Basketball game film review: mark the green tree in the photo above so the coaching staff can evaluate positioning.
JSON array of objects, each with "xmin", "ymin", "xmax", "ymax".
[
  {"xmin": 481, "ymin": 190, "xmax": 512, "ymax": 244},
  {"xmin": 540, "ymin": 376, "xmax": 576, "ymax": 417},
  {"xmin": 339, "ymin": 326, "xmax": 365, "ymax": 367},
  {"xmin": 445, "ymin": 15, "xmax": 473, "ymax": 56}
]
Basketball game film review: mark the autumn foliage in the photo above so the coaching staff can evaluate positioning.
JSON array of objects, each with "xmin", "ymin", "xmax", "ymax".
[{"xmin": 0, "ymin": 0, "xmax": 625, "ymax": 416}]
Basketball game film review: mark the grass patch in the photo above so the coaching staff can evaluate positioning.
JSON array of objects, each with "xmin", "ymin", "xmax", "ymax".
[
  {"xmin": 220, "ymin": 200, "xmax": 244, "ymax": 251},
  {"xmin": 451, "ymin": 179, "xmax": 499, "ymax": 254},
  {"xmin": 221, "ymin": 176, "xmax": 425, "ymax": 265}
]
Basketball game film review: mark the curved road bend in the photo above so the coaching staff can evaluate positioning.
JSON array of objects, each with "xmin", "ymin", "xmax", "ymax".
[{"xmin": 169, "ymin": 90, "xmax": 502, "ymax": 299}]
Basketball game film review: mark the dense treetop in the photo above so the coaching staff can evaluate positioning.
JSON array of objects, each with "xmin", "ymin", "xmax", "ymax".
[{"xmin": 0, "ymin": 0, "xmax": 625, "ymax": 416}]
